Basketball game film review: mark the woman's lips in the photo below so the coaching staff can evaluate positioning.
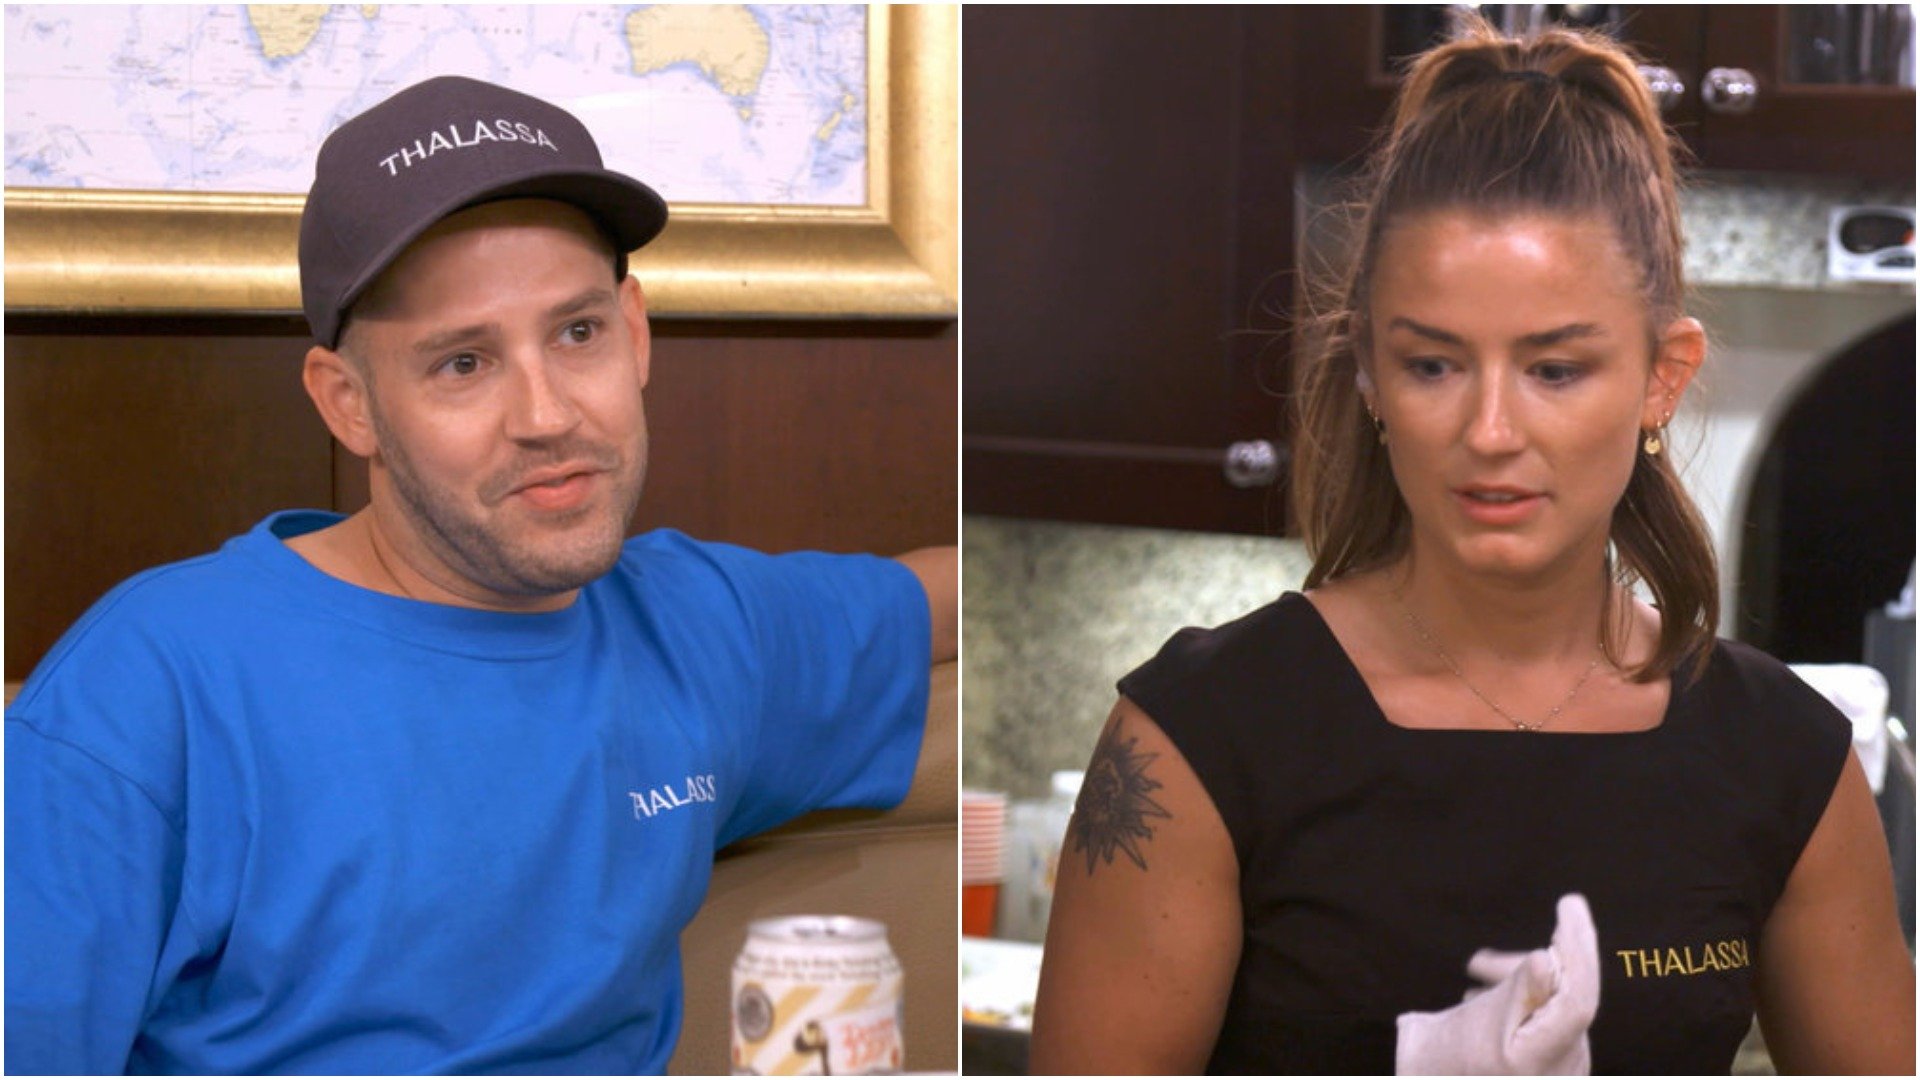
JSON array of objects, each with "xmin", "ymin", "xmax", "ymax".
[{"xmin": 1453, "ymin": 487, "xmax": 1545, "ymax": 526}]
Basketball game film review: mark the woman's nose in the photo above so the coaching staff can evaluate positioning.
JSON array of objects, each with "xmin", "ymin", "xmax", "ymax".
[{"xmin": 1463, "ymin": 372, "xmax": 1524, "ymax": 455}]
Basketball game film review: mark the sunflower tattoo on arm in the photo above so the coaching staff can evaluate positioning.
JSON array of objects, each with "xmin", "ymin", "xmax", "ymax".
[{"xmin": 1068, "ymin": 714, "xmax": 1173, "ymax": 875}]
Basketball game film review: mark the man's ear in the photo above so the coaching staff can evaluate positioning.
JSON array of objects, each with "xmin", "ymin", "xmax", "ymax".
[
  {"xmin": 303, "ymin": 345, "xmax": 378, "ymax": 459},
  {"xmin": 619, "ymin": 275, "xmax": 652, "ymax": 391}
]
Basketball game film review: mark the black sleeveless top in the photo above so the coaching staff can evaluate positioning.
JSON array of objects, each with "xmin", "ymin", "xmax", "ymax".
[{"xmin": 1117, "ymin": 593, "xmax": 1852, "ymax": 1075}]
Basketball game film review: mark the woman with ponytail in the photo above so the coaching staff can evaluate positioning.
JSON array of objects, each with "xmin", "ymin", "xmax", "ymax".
[{"xmin": 1031, "ymin": 15, "xmax": 1913, "ymax": 1075}]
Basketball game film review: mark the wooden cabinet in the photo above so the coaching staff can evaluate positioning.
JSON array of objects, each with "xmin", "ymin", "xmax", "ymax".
[
  {"xmin": 965, "ymin": 4, "xmax": 1913, "ymax": 537},
  {"xmin": 962, "ymin": 6, "xmax": 1297, "ymax": 535},
  {"xmin": 1697, "ymin": 5, "xmax": 1915, "ymax": 179},
  {"xmin": 1295, "ymin": 5, "xmax": 1916, "ymax": 180}
]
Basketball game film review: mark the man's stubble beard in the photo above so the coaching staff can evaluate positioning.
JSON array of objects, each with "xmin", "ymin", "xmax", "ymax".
[{"xmin": 366, "ymin": 397, "xmax": 647, "ymax": 600}]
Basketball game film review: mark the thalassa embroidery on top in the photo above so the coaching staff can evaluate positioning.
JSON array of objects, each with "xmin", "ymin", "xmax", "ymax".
[{"xmin": 628, "ymin": 774, "xmax": 717, "ymax": 819}]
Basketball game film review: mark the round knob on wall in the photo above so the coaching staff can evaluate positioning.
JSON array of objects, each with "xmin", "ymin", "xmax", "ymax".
[
  {"xmin": 1636, "ymin": 65, "xmax": 1685, "ymax": 114},
  {"xmin": 1701, "ymin": 67, "xmax": 1759, "ymax": 115},
  {"xmin": 1223, "ymin": 440, "xmax": 1285, "ymax": 489}
]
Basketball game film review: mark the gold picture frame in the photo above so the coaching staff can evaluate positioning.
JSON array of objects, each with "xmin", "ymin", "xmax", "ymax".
[{"xmin": 3, "ymin": 5, "xmax": 955, "ymax": 320}]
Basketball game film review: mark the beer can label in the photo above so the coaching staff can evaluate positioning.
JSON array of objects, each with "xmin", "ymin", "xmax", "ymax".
[{"xmin": 731, "ymin": 916, "xmax": 904, "ymax": 1075}]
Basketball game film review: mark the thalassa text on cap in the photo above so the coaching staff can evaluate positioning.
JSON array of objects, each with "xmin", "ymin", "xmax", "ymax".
[{"xmin": 379, "ymin": 119, "xmax": 560, "ymax": 177}]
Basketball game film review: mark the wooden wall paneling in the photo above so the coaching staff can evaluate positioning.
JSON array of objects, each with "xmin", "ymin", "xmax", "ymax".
[
  {"xmin": 6, "ymin": 317, "xmax": 333, "ymax": 681},
  {"xmin": 9, "ymin": 318, "xmax": 956, "ymax": 682},
  {"xmin": 637, "ymin": 322, "xmax": 957, "ymax": 556}
]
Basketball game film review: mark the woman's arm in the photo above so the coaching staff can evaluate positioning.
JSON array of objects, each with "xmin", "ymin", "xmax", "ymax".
[
  {"xmin": 1029, "ymin": 697, "xmax": 1242, "ymax": 1074},
  {"xmin": 1754, "ymin": 752, "xmax": 1915, "ymax": 1074}
]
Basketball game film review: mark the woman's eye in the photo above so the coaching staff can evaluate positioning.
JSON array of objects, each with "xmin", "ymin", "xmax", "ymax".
[
  {"xmin": 1404, "ymin": 356, "xmax": 1450, "ymax": 380},
  {"xmin": 1534, "ymin": 362, "xmax": 1582, "ymax": 386}
]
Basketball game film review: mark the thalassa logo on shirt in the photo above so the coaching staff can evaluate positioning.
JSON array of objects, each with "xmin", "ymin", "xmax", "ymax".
[
  {"xmin": 629, "ymin": 775, "xmax": 717, "ymax": 820},
  {"xmin": 1614, "ymin": 937, "xmax": 1751, "ymax": 977}
]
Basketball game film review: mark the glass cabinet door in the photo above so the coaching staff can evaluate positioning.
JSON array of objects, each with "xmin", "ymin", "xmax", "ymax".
[{"xmin": 1784, "ymin": 5, "xmax": 1914, "ymax": 87}]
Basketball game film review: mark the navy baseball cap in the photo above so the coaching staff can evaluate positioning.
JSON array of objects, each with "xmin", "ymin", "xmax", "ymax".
[{"xmin": 299, "ymin": 75, "xmax": 669, "ymax": 347}]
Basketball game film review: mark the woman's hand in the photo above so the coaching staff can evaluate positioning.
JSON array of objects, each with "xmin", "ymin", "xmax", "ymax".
[
  {"xmin": 1754, "ymin": 751, "xmax": 1915, "ymax": 1074},
  {"xmin": 1028, "ymin": 697, "xmax": 1242, "ymax": 1074}
]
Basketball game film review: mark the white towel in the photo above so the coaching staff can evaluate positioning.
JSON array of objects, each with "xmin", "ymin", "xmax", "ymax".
[
  {"xmin": 1395, "ymin": 893, "xmax": 1599, "ymax": 1075},
  {"xmin": 1790, "ymin": 662, "xmax": 1891, "ymax": 793}
]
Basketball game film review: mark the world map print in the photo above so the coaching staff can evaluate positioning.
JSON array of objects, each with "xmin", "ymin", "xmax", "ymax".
[{"xmin": 4, "ymin": 4, "xmax": 868, "ymax": 206}]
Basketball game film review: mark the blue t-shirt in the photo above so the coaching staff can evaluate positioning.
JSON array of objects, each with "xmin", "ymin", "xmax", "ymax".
[{"xmin": 6, "ymin": 511, "xmax": 931, "ymax": 1074}]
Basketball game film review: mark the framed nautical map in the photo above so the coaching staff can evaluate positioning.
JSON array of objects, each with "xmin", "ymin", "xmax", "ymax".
[{"xmin": 2, "ymin": 4, "xmax": 956, "ymax": 319}]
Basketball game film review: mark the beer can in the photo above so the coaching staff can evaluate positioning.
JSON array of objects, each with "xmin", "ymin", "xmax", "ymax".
[{"xmin": 731, "ymin": 915, "xmax": 904, "ymax": 1075}]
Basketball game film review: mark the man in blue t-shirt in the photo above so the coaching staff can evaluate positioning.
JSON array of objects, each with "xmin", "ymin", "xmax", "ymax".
[{"xmin": 6, "ymin": 76, "xmax": 956, "ymax": 1074}]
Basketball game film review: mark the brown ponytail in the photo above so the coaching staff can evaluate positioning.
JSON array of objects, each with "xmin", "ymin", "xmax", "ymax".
[{"xmin": 1292, "ymin": 12, "xmax": 1718, "ymax": 681}]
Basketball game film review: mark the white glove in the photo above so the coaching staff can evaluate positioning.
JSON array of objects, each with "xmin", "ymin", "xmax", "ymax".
[{"xmin": 1395, "ymin": 893, "xmax": 1599, "ymax": 1075}]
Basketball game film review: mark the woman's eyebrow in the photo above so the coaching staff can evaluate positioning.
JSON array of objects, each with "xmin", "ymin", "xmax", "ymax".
[
  {"xmin": 1518, "ymin": 322, "xmax": 1605, "ymax": 348},
  {"xmin": 1385, "ymin": 316, "xmax": 1605, "ymax": 348},
  {"xmin": 1385, "ymin": 316, "xmax": 1464, "ymax": 345}
]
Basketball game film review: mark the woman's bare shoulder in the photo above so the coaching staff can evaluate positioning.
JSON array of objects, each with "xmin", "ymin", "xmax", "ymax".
[
  {"xmin": 1300, "ymin": 569, "xmax": 1402, "ymax": 674},
  {"xmin": 1031, "ymin": 697, "xmax": 1243, "ymax": 1073}
]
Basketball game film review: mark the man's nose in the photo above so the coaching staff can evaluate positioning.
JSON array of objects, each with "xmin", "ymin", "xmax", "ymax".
[{"xmin": 505, "ymin": 355, "xmax": 583, "ymax": 441}]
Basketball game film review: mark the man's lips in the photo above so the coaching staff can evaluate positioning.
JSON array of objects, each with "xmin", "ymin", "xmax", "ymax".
[
  {"xmin": 509, "ymin": 465, "xmax": 600, "ymax": 495},
  {"xmin": 506, "ymin": 465, "xmax": 604, "ymax": 511}
]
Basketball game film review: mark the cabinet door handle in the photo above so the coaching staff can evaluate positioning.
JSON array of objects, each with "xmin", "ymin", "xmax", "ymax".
[
  {"xmin": 1223, "ymin": 440, "xmax": 1287, "ymax": 488},
  {"xmin": 1702, "ymin": 67, "xmax": 1759, "ymax": 115},
  {"xmin": 1637, "ymin": 65, "xmax": 1686, "ymax": 114}
]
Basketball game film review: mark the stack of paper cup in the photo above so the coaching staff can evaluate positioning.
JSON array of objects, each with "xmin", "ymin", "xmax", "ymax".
[{"xmin": 961, "ymin": 789, "xmax": 1006, "ymax": 936}]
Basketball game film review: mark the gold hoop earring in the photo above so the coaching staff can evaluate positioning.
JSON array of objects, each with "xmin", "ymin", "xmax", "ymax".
[{"xmin": 1643, "ymin": 409, "xmax": 1672, "ymax": 456}]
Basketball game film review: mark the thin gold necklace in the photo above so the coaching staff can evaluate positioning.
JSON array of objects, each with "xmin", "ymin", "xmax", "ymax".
[{"xmin": 1395, "ymin": 597, "xmax": 1604, "ymax": 733}]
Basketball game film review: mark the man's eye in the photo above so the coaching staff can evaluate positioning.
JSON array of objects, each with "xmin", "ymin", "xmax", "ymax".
[
  {"xmin": 563, "ymin": 320, "xmax": 597, "ymax": 344},
  {"xmin": 442, "ymin": 353, "xmax": 480, "ymax": 376}
]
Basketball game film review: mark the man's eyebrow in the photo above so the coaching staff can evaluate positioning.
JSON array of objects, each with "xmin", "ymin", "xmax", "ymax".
[
  {"xmin": 407, "ymin": 288, "xmax": 619, "ymax": 357},
  {"xmin": 546, "ymin": 287, "xmax": 618, "ymax": 322},
  {"xmin": 1384, "ymin": 316, "xmax": 1605, "ymax": 349},
  {"xmin": 411, "ymin": 321, "xmax": 496, "ymax": 358}
]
